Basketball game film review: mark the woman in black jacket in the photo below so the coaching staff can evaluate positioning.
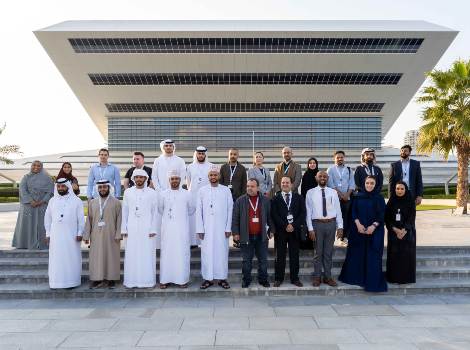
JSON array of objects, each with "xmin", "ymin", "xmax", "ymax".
[{"xmin": 300, "ymin": 157, "xmax": 318, "ymax": 198}]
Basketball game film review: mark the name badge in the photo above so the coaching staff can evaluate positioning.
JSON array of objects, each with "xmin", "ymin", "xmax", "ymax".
[
  {"xmin": 228, "ymin": 184, "xmax": 233, "ymax": 189},
  {"xmin": 98, "ymin": 221, "xmax": 106, "ymax": 227},
  {"xmin": 287, "ymin": 214, "xmax": 294, "ymax": 223},
  {"xmin": 252, "ymin": 217, "xmax": 259, "ymax": 223},
  {"xmin": 395, "ymin": 213, "xmax": 401, "ymax": 221}
]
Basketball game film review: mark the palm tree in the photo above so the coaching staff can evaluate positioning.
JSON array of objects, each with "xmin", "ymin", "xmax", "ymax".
[
  {"xmin": 0, "ymin": 124, "xmax": 21, "ymax": 164},
  {"xmin": 417, "ymin": 59, "xmax": 470, "ymax": 214}
]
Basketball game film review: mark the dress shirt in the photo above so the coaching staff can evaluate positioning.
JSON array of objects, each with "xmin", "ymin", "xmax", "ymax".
[
  {"xmin": 401, "ymin": 159, "xmax": 410, "ymax": 187},
  {"xmin": 327, "ymin": 164, "xmax": 355, "ymax": 194},
  {"xmin": 305, "ymin": 186, "xmax": 343, "ymax": 231},
  {"xmin": 87, "ymin": 163, "xmax": 121, "ymax": 198}
]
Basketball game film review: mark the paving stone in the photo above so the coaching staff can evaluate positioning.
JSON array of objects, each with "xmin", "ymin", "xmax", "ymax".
[
  {"xmin": 86, "ymin": 307, "xmax": 155, "ymax": 319},
  {"xmin": 0, "ymin": 319, "xmax": 49, "ymax": 332},
  {"xmin": 181, "ymin": 316, "xmax": 248, "ymax": 330},
  {"xmin": 378, "ymin": 315, "xmax": 451, "ymax": 328},
  {"xmin": 392, "ymin": 305, "xmax": 468, "ymax": 316},
  {"xmin": 428, "ymin": 327, "xmax": 470, "ymax": 342},
  {"xmin": 338, "ymin": 345, "xmax": 419, "ymax": 350},
  {"xmin": 441, "ymin": 315, "xmax": 470, "ymax": 327},
  {"xmin": 181, "ymin": 346, "xmax": 258, "ymax": 350},
  {"xmin": 152, "ymin": 307, "xmax": 214, "ymax": 318},
  {"xmin": 234, "ymin": 297, "xmax": 271, "ymax": 308},
  {"xmin": 414, "ymin": 342, "xmax": 470, "ymax": 350},
  {"xmin": 138, "ymin": 330, "xmax": 216, "ymax": 346},
  {"xmin": 315, "ymin": 316, "xmax": 387, "ymax": 329},
  {"xmin": 332, "ymin": 305, "xmax": 401, "ymax": 316},
  {"xmin": 249, "ymin": 316, "xmax": 317, "ymax": 329},
  {"xmin": 274, "ymin": 305, "xmax": 337, "ymax": 317},
  {"xmin": 46, "ymin": 318, "xmax": 117, "ymax": 331},
  {"xmin": 289, "ymin": 329, "xmax": 366, "ymax": 344},
  {"xmin": 24, "ymin": 308, "xmax": 94, "ymax": 319},
  {"xmin": 359, "ymin": 328, "xmax": 443, "ymax": 343},
  {"xmin": 214, "ymin": 307, "xmax": 275, "ymax": 317},
  {"xmin": 216, "ymin": 330, "xmax": 291, "ymax": 345},
  {"xmin": 261, "ymin": 345, "xmax": 339, "ymax": 350},
  {"xmin": 0, "ymin": 331, "xmax": 70, "ymax": 347},
  {"xmin": 60, "ymin": 330, "xmax": 143, "ymax": 347},
  {"xmin": 112, "ymin": 317, "xmax": 183, "ymax": 331}
]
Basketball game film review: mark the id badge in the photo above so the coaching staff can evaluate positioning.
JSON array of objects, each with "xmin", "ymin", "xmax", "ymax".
[
  {"xmin": 252, "ymin": 217, "xmax": 259, "ymax": 223},
  {"xmin": 395, "ymin": 213, "xmax": 401, "ymax": 221},
  {"xmin": 98, "ymin": 221, "xmax": 106, "ymax": 227},
  {"xmin": 228, "ymin": 184, "xmax": 233, "ymax": 189},
  {"xmin": 58, "ymin": 214, "xmax": 64, "ymax": 222},
  {"xmin": 287, "ymin": 214, "xmax": 294, "ymax": 223}
]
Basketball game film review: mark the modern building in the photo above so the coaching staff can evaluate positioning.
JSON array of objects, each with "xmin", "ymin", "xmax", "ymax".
[
  {"xmin": 404, "ymin": 129, "xmax": 420, "ymax": 150},
  {"xmin": 34, "ymin": 20, "xmax": 457, "ymax": 151}
]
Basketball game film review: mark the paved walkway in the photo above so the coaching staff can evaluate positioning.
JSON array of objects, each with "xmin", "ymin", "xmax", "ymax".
[
  {"xmin": 0, "ymin": 294, "xmax": 470, "ymax": 349},
  {"xmin": 2, "ymin": 208, "xmax": 470, "ymax": 249}
]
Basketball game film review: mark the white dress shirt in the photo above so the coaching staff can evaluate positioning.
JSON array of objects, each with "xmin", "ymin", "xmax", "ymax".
[{"xmin": 305, "ymin": 186, "xmax": 343, "ymax": 231}]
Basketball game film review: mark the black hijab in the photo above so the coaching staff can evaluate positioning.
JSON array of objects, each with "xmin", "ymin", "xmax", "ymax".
[
  {"xmin": 386, "ymin": 181, "xmax": 415, "ymax": 220},
  {"xmin": 301, "ymin": 157, "xmax": 319, "ymax": 197}
]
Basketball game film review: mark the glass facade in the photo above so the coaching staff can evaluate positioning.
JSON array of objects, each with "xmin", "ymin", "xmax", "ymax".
[
  {"xmin": 106, "ymin": 103, "xmax": 384, "ymax": 113},
  {"xmin": 70, "ymin": 37, "xmax": 423, "ymax": 54},
  {"xmin": 107, "ymin": 116, "xmax": 382, "ymax": 151},
  {"xmin": 90, "ymin": 72, "xmax": 402, "ymax": 86}
]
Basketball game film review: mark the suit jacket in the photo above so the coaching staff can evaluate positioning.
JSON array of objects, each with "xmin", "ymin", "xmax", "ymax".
[
  {"xmin": 231, "ymin": 193, "xmax": 274, "ymax": 244},
  {"xmin": 273, "ymin": 160, "xmax": 302, "ymax": 194},
  {"xmin": 388, "ymin": 159, "xmax": 423, "ymax": 199},
  {"xmin": 271, "ymin": 192, "xmax": 306, "ymax": 239},
  {"xmin": 219, "ymin": 162, "xmax": 247, "ymax": 201},
  {"xmin": 354, "ymin": 164, "xmax": 384, "ymax": 194}
]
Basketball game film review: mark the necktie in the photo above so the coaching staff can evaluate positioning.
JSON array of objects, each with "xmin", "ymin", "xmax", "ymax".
[
  {"xmin": 321, "ymin": 188, "xmax": 327, "ymax": 217},
  {"xmin": 285, "ymin": 193, "xmax": 290, "ymax": 208}
]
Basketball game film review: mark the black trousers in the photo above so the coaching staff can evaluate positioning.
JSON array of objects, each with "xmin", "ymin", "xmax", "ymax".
[
  {"xmin": 340, "ymin": 200, "xmax": 351, "ymax": 239},
  {"xmin": 274, "ymin": 230, "xmax": 300, "ymax": 283}
]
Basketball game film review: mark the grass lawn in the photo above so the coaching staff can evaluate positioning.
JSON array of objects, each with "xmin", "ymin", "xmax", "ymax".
[{"xmin": 416, "ymin": 204, "xmax": 455, "ymax": 211}]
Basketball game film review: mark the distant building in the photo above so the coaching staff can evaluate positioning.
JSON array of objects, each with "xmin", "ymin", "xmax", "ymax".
[{"xmin": 404, "ymin": 129, "xmax": 420, "ymax": 150}]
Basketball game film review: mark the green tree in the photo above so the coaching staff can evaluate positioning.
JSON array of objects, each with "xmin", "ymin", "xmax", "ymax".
[
  {"xmin": 417, "ymin": 59, "xmax": 470, "ymax": 214},
  {"xmin": 0, "ymin": 124, "xmax": 21, "ymax": 164}
]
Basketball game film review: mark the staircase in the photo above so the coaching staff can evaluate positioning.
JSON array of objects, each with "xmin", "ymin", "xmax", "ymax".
[{"xmin": 0, "ymin": 247, "xmax": 470, "ymax": 299}]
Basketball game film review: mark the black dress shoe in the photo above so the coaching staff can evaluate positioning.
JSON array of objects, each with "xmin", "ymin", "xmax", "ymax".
[
  {"xmin": 242, "ymin": 281, "xmax": 250, "ymax": 288},
  {"xmin": 259, "ymin": 281, "xmax": 270, "ymax": 288},
  {"xmin": 273, "ymin": 281, "xmax": 282, "ymax": 287},
  {"xmin": 291, "ymin": 280, "xmax": 303, "ymax": 287}
]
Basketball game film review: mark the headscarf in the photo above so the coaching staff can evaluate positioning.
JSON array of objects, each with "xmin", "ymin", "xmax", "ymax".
[
  {"xmin": 208, "ymin": 164, "xmax": 220, "ymax": 174},
  {"xmin": 192, "ymin": 145, "xmax": 209, "ymax": 164},
  {"xmin": 23, "ymin": 161, "xmax": 54, "ymax": 199},
  {"xmin": 131, "ymin": 168, "xmax": 149, "ymax": 188},
  {"xmin": 57, "ymin": 162, "xmax": 80, "ymax": 195},
  {"xmin": 355, "ymin": 176, "xmax": 381, "ymax": 199},
  {"xmin": 360, "ymin": 147, "xmax": 376, "ymax": 166},
  {"xmin": 301, "ymin": 157, "xmax": 319, "ymax": 197},
  {"xmin": 160, "ymin": 139, "xmax": 175, "ymax": 156},
  {"xmin": 95, "ymin": 179, "xmax": 114, "ymax": 197},
  {"xmin": 386, "ymin": 180, "xmax": 415, "ymax": 216},
  {"xmin": 53, "ymin": 177, "xmax": 75, "ymax": 197}
]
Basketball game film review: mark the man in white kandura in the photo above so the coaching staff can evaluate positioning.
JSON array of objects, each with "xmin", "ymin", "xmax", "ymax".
[
  {"xmin": 158, "ymin": 169, "xmax": 195, "ymax": 289},
  {"xmin": 121, "ymin": 169, "xmax": 158, "ymax": 288},
  {"xmin": 187, "ymin": 146, "xmax": 213, "ymax": 246},
  {"xmin": 152, "ymin": 139, "xmax": 186, "ymax": 191},
  {"xmin": 196, "ymin": 165, "xmax": 233, "ymax": 290},
  {"xmin": 45, "ymin": 178, "xmax": 85, "ymax": 289}
]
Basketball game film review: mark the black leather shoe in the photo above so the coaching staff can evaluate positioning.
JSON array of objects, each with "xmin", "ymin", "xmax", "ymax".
[
  {"xmin": 242, "ymin": 281, "xmax": 250, "ymax": 288},
  {"xmin": 273, "ymin": 281, "xmax": 282, "ymax": 287},
  {"xmin": 291, "ymin": 280, "xmax": 303, "ymax": 287},
  {"xmin": 259, "ymin": 281, "xmax": 270, "ymax": 288}
]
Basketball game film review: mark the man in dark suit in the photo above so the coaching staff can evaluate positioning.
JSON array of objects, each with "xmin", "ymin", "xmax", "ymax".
[
  {"xmin": 220, "ymin": 148, "xmax": 247, "ymax": 202},
  {"xmin": 388, "ymin": 145, "xmax": 423, "ymax": 205},
  {"xmin": 271, "ymin": 176, "xmax": 306, "ymax": 287}
]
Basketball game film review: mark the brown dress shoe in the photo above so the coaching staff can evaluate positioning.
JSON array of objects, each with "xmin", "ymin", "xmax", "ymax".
[
  {"xmin": 312, "ymin": 277, "xmax": 321, "ymax": 287},
  {"xmin": 292, "ymin": 281, "xmax": 303, "ymax": 287},
  {"xmin": 323, "ymin": 278, "xmax": 338, "ymax": 287},
  {"xmin": 273, "ymin": 281, "xmax": 282, "ymax": 287}
]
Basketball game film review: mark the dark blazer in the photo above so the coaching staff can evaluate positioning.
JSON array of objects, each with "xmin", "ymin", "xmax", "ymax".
[
  {"xmin": 220, "ymin": 162, "xmax": 247, "ymax": 201},
  {"xmin": 271, "ymin": 192, "xmax": 306, "ymax": 239},
  {"xmin": 354, "ymin": 164, "xmax": 384, "ymax": 194},
  {"xmin": 232, "ymin": 193, "xmax": 274, "ymax": 244},
  {"xmin": 388, "ymin": 159, "xmax": 423, "ymax": 199}
]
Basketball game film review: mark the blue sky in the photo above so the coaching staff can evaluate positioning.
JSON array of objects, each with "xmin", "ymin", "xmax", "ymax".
[{"xmin": 1, "ymin": 0, "xmax": 468, "ymax": 157}]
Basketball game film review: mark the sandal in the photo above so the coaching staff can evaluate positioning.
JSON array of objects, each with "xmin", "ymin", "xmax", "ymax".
[
  {"xmin": 218, "ymin": 280, "xmax": 231, "ymax": 289},
  {"xmin": 200, "ymin": 280, "xmax": 214, "ymax": 290},
  {"xmin": 179, "ymin": 283, "xmax": 188, "ymax": 289},
  {"xmin": 159, "ymin": 283, "xmax": 168, "ymax": 289}
]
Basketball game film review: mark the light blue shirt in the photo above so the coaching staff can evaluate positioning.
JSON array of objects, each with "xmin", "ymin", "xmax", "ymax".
[
  {"xmin": 87, "ymin": 163, "xmax": 121, "ymax": 198},
  {"xmin": 401, "ymin": 159, "xmax": 410, "ymax": 187},
  {"xmin": 327, "ymin": 164, "xmax": 355, "ymax": 194}
]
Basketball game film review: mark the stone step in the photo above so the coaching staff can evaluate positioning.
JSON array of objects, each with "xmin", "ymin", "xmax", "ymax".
[
  {"xmin": 2, "ymin": 246, "xmax": 470, "ymax": 259},
  {"xmin": 1, "ymin": 266, "xmax": 470, "ymax": 284},
  {"xmin": 1, "ymin": 278, "xmax": 470, "ymax": 299},
  {"xmin": 1, "ymin": 254, "xmax": 470, "ymax": 270}
]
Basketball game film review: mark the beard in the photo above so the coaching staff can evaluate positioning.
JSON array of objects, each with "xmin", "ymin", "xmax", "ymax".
[
  {"xmin": 99, "ymin": 190, "xmax": 110, "ymax": 198},
  {"xmin": 58, "ymin": 189, "xmax": 69, "ymax": 196}
]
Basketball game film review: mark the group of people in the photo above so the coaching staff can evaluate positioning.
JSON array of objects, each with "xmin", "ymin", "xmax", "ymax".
[{"xmin": 12, "ymin": 141, "xmax": 423, "ymax": 293}]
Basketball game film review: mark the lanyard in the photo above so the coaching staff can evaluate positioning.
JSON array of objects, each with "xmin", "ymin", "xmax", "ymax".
[
  {"xmin": 335, "ymin": 165, "xmax": 346, "ymax": 180},
  {"xmin": 248, "ymin": 196, "xmax": 259, "ymax": 215},
  {"xmin": 98, "ymin": 164, "xmax": 108, "ymax": 180},
  {"xmin": 283, "ymin": 162, "xmax": 290, "ymax": 175},
  {"xmin": 98, "ymin": 195, "xmax": 110, "ymax": 220},
  {"xmin": 58, "ymin": 195, "xmax": 70, "ymax": 220},
  {"xmin": 229, "ymin": 164, "xmax": 237, "ymax": 184},
  {"xmin": 402, "ymin": 162, "xmax": 410, "ymax": 178},
  {"xmin": 363, "ymin": 164, "xmax": 375, "ymax": 176}
]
